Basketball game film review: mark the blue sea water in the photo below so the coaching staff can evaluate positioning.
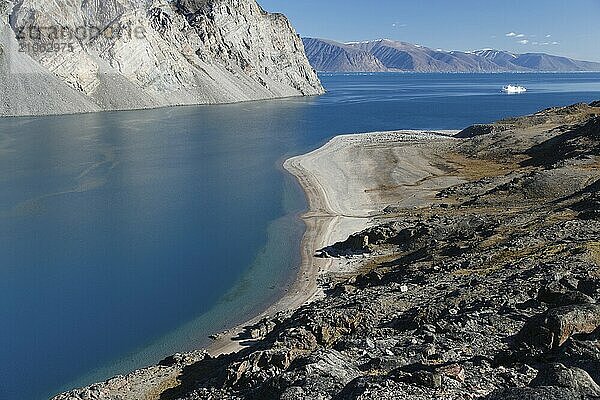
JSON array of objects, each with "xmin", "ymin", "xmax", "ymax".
[{"xmin": 1, "ymin": 72, "xmax": 600, "ymax": 400}]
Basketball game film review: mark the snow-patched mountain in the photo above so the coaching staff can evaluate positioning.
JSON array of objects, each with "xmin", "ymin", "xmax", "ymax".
[
  {"xmin": 0, "ymin": 0, "xmax": 324, "ymax": 117},
  {"xmin": 474, "ymin": 49, "xmax": 600, "ymax": 72},
  {"xmin": 303, "ymin": 38, "xmax": 600, "ymax": 73},
  {"xmin": 471, "ymin": 49, "xmax": 526, "ymax": 70},
  {"xmin": 351, "ymin": 40, "xmax": 504, "ymax": 72}
]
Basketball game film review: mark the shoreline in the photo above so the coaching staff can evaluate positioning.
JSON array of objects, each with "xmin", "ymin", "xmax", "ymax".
[
  {"xmin": 52, "ymin": 129, "xmax": 460, "ymax": 400},
  {"xmin": 207, "ymin": 129, "xmax": 460, "ymax": 355},
  {"xmin": 49, "ymin": 102, "xmax": 600, "ymax": 400}
]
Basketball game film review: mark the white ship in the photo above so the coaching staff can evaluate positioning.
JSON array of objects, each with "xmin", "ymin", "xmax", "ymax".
[{"xmin": 502, "ymin": 85, "xmax": 527, "ymax": 94}]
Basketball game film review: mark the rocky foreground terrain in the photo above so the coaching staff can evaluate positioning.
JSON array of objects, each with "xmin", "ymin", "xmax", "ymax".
[
  {"xmin": 56, "ymin": 102, "xmax": 600, "ymax": 400},
  {"xmin": 0, "ymin": 0, "xmax": 323, "ymax": 116}
]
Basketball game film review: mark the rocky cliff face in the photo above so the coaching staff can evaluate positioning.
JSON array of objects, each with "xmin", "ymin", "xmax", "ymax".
[{"xmin": 0, "ymin": 0, "xmax": 323, "ymax": 116}]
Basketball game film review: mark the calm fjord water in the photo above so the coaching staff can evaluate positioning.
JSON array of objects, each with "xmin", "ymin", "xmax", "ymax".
[{"xmin": 2, "ymin": 73, "xmax": 600, "ymax": 399}]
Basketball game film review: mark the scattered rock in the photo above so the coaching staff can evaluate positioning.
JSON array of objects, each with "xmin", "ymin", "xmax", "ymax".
[
  {"xmin": 411, "ymin": 370, "xmax": 443, "ymax": 389},
  {"xmin": 438, "ymin": 363, "xmax": 466, "ymax": 383},
  {"xmin": 455, "ymin": 124, "xmax": 504, "ymax": 138},
  {"xmin": 248, "ymin": 318, "xmax": 277, "ymax": 340},
  {"xmin": 537, "ymin": 286, "xmax": 595, "ymax": 307}
]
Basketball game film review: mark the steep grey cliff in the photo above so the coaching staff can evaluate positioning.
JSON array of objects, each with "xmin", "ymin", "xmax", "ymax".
[
  {"xmin": 0, "ymin": 0, "xmax": 323, "ymax": 117},
  {"xmin": 303, "ymin": 37, "xmax": 600, "ymax": 73}
]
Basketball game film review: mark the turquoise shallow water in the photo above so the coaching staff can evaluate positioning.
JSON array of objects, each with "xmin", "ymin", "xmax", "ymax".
[{"xmin": 2, "ymin": 72, "xmax": 600, "ymax": 400}]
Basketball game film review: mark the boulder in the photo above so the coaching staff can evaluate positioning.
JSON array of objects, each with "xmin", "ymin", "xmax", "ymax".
[
  {"xmin": 530, "ymin": 363, "xmax": 600, "ymax": 396},
  {"xmin": 455, "ymin": 124, "xmax": 500, "ymax": 138},
  {"xmin": 517, "ymin": 304, "xmax": 600, "ymax": 351},
  {"xmin": 484, "ymin": 387, "xmax": 584, "ymax": 400}
]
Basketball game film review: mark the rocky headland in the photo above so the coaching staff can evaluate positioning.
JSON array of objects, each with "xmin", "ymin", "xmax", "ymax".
[
  {"xmin": 0, "ymin": 0, "xmax": 323, "ymax": 117},
  {"xmin": 54, "ymin": 101, "xmax": 600, "ymax": 399}
]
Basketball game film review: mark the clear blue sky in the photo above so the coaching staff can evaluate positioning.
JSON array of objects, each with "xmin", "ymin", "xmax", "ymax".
[{"xmin": 259, "ymin": 0, "xmax": 600, "ymax": 62}]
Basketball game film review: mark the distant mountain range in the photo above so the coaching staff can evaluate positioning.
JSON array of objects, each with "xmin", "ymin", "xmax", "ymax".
[{"xmin": 302, "ymin": 38, "xmax": 600, "ymax": 73}]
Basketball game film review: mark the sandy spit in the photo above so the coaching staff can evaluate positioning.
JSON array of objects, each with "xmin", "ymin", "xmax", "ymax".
[{"xmin": 207, "ymin": 129, "xmax": 460, "ymax": 356}]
